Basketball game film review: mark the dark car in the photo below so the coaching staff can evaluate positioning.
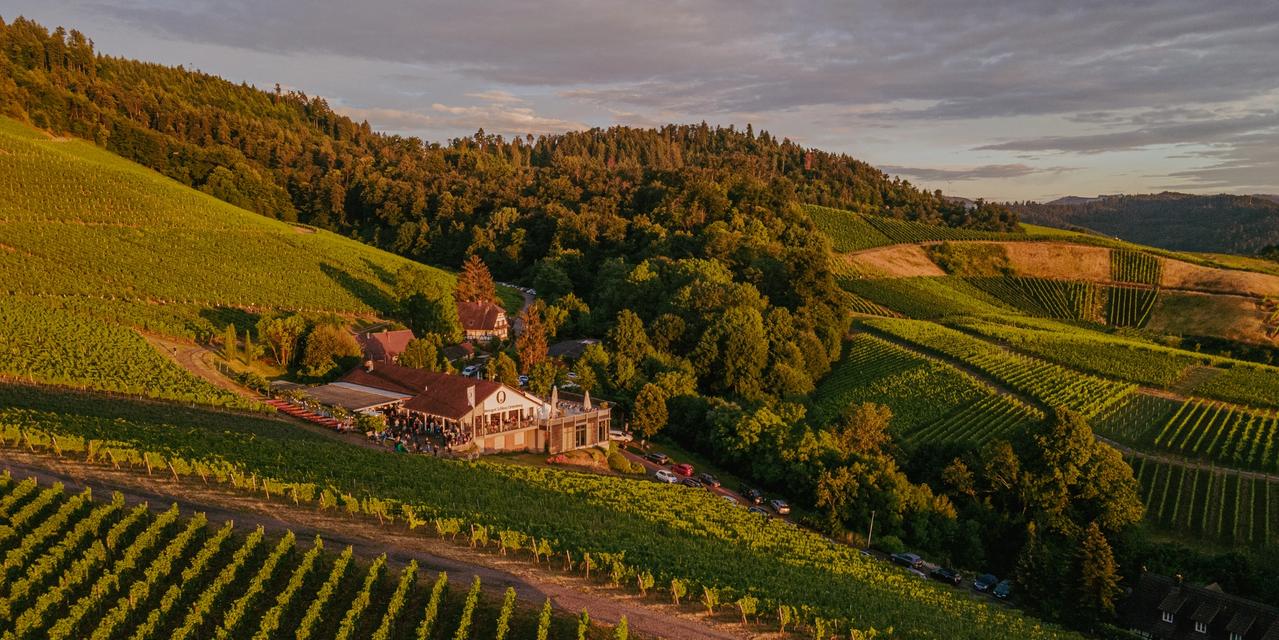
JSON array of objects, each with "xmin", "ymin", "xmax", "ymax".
[
  {"xmin": 973, "ymin": 574, "xmax": 999, "ymax": 593},
  {"xmin": 769, "ymin": 499, "xmax": 791, "ymax": 515},
  {"xmin": 696, "ymin": 473, "xmax": 721, "ymax": 488},
  {"xmin": 891, "ymin": 552, "xmax": 923, "ymax": 569},
  {"xmin": 681, "ymin": 478, "xmax": 704, "ymax": 489},
  {"xmin": 670, "ymin": 463, "xmax": 695, "ymax": 477},
  {"xmin": 741, "ymin": 487, "xmax": 764, "ymax": 505},
  {"xmin": 747, "ymin": 506, "xmax": 769, "ymax": 516},
  {"xmin": 930, "ymin": 567, "xmax": 962, "ymax": 586},
  {"xmin": 994, "ymin": 579, "xmax": 1014, "ymax": 599},
  {"xmin": 645, "ymin": 452, "xmax": 671, "ymax": 465}
]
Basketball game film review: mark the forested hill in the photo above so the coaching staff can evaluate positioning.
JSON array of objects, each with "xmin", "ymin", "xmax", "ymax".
[
  {"xmin": 0, "ymin": 17, "xmax": 1016, "ymax": 272},
  {"xmin": 1012, "ymin": 192, "xmax": 1279, "ymax": 255}
]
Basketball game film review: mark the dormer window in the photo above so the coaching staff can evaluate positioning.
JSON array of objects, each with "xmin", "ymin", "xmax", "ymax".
[
  {"xmin": 1161, "ymin": 611, "xmax": 1174, "ymax": 623},
  {"xmin": 1194, "ymin": 621, "xmax": 1206, "ymax": 634},
  {"xmin": 1231, "ymin": 633, "xmax": 1243, "ymax": 640}
]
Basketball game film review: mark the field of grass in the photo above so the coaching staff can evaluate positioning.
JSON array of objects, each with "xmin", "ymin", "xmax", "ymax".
[
  {"xmin": 0, "ymin": 383, "xmax": 1081, "ymax": 640},
  {"xmin": 0, "ymin": 116, "xmax": 454, "ymax": 405},
  {"xmin": 0, "ymin": 475, "xmax": 598, "ymax": 640},
  {"xmin": 1130, "ymin": 457, "xmax": 1276, "ymax": 545}
]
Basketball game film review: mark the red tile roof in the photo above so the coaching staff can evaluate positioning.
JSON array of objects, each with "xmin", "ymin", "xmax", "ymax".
[
  {"xmin": 356, "ymin": 329, "xmax": 415, "ymax": 362},
  {"xmin": 458, "ymin": 301, "xmax": 505, "ymax": 331},
  {"xmin": 339, "ymin": 362, "xmax": 507, "ymax": 420}
]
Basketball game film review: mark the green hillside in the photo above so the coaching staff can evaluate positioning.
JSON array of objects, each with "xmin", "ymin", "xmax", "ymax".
[{"xmin": 0, "ymin": 116, "xmax": 452, "ymax": 404}]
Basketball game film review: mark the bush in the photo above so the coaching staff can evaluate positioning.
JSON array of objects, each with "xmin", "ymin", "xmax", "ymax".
[
  {"xmin": 607, "ymin": 443, "xmax": 644, "ymax": 475},
  {"xmin": 238, "ymin": 371, "xmax": 268, "ymax": 393},
  {"xmin": 873, "ymin": 535, "xmax": 906, "ymax": 555}
]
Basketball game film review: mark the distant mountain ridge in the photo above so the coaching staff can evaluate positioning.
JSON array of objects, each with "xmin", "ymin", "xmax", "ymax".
[{"xmin": 1013, "ymin": 192, "xmax": 1279, "ymax": 255}]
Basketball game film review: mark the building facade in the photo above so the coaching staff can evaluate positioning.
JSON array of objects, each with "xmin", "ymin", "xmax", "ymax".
[
  {"xmin": 458, "ymin": 301, "xmax": 508, "ymax": 342},
  {"xmin": 1120, "ymin": 572, "xmax": 1279, "ymax": 640},
  {"xmin": 312, "ymin": 362, "xmax": 609, "ymax": 454}
]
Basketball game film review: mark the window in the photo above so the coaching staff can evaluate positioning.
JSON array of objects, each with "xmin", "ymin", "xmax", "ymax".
[
  {"xmin": 1193, "ymin": 621, "xmax": 1206, "ymax": 634},
  {"xmin": 1231, "ymin": 632, "xmax": 1243, "ymax": 640},
  {"xmin": 1161, "ymin": 611, "xmax": 1174, "ymax": 624},
  {"xmin": 575, "ymin": 422, "xmax": 587, "ymax": 447}
]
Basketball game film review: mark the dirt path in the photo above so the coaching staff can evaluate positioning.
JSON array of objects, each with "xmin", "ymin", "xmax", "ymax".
[
  {"xmin": 141, "ymin": 332, "xmax": 256, "ymax": 398},
  {"xmin": 0, "ymin": 450, "xmax": 759, "ymax": 640}
]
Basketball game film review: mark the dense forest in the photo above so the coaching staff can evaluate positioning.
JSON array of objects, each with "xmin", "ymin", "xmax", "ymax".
[
  {"xmin": 0, "ymin": 16, "xmax": 1161, "ymax": 631},
  {"xmin": 1013, "ymin": 192, "xmax": 1279, "ymax": 254}
]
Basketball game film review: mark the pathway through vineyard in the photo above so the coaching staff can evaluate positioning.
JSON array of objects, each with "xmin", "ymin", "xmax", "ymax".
[{"xmin": 0, "ymin": 450, "xmax": 764, "ymax": 640}]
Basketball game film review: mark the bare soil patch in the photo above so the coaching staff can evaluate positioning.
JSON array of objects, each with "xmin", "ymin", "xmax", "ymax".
[
  {"xmin": 845, "ymin": 244, "xmax": 946, "ymax": 277},
  {"xmin": 1162, "ymin": 259, "xmax": 1279, "ymax": 298}
]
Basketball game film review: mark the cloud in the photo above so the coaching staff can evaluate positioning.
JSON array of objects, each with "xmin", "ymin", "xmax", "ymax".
[
  {"xmin": 977, "ymin": 111, "xmax": 1279, "ymax": 154},
  {"xmin": 879, "ymin": 163, "xmax": 1065, "ymax": 182}
]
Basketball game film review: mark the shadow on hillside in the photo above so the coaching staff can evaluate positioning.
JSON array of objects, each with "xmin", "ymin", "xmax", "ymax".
[
  {"xmin": 360, "ymin": 257, "xmax": 398, "ymax": 287},
  {"xmin": 200, "ymin": 307, "xmax": 262, "ymax": 333},
  {"xmin": 320, "ymin": 263, "xmax": 393, "ymax": 313}
]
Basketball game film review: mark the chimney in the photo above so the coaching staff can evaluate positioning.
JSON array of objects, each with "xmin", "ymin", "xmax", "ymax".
[{"xmin": 364, "ymin": 360, "xmax": 375, "ymax": 372}]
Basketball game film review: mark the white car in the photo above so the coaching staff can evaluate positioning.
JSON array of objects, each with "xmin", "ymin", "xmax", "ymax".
[
  {"xmin": 461, "ymin": 365, "xmax": 478, "ymax": 377},
  {"xmin": 608, "ymin": 430, "xmax": 634, "ymax": 443},
  {"xmin": 654, "ymin": 469, "xmax": 679, "ymax": 483}
]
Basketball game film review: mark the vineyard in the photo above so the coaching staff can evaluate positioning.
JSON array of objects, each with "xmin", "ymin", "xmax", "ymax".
[
  {"xmin": 1130, "ymin": 457, "xmax": 1277, "ymax": 545},
  {"xmin": 1110, "ymin": 249, "xmax": 1163, "ymax": 285},
  {"xmin": 1104, "ymin": 285, "xmax": 1158, "ymax": 328},
  {"xmin": 0, "ymin": 383, "xmax": 1083, "ymax": 640},
  {"xmin": 809, "ymin": 334, "xmax": 986, "ymax": 430},
  {"xmin": 841, "ymin": 277, "xmax": 1016, "ymax": 319},
  {"xmin": 0, "ymin": 475, "xmax": 598, "ymax": 640},
  {"xmin": 0, "ymin": 296, "xmax": 253, "ymax": 410},
  {"xmin": 1097, "ymin": 395, "xmax": 1279, "ymax": 473},
  {"xmin": 0, "ymin": 117, "xmax": 453, "ymax": 314},
  {"xmin": 863, "ymin": 318, "xmax": 1135, "ymax": 418},
  {"xmin": 964, "ymin": 276, "xmax": 1102, "ymax": 321},
  {"xmin": 846, "ymin": 293, "xmax": 898, "ymax": 317},
  {"xmin": 901, "ymin": 394, "xmax": 1043, "ymax": 448},
  {"xmin": 803, "ymin": 205, "xmax": 893, "ymax": 252},
  {"xmin": 861, "ymin": 214, "xmax": 1026, "ymax": 244}
]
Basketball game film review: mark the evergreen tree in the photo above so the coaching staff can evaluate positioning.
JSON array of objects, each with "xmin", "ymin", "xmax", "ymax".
[
  {"xmin": 455, "ymin": 254, "xmax": 497, "ymax": 304},
  {"xmin": 516, "ymin": 303, "xmax": 548, "ymax": 373},
  {"xmin": 1077, "ymin": 522, "xmax": 1122, "ymax": 620},
  {"xmin": 223, "ymin": 324, "xmax": 237, "ymax": 361}
]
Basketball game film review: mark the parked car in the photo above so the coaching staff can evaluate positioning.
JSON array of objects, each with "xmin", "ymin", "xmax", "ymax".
[
  {"xmin": 645, "ymin": 452, "xmax": 671, "ymax": 465},
  {"xmin": 907, "ymin": 568, "xmax": 928, "ymax": 580},
  {"xmin": 994, "ymin": 580, "xmax": 1014, "ymax": 600},
  {"xmin": 721, "ymin": 494, "xmax": 739, "ymax": 505},
  {"xmin": 681, "ymin": 478, "xmax": 704, "ymax": 489},
  {"xmin": 608, "ymin": 430, "xmax": 634, "ymax": 443},
  {"xmin": 670, "ymin": 463, "xmax": 695, "ymax": 477},
  {"xmin": 741, "ymin": 487, "xmax": 764, "ymax": 505},
  {"xmin": 973, "ymin": 574, "xmax": 999, "ymax": 593},
  {"xmin": 930, "ymin": 567, "xmax": 963, "ymax": 586},
  {"xmin": 461, "ymin": 365, "xmax": 478, "ymax": 377},
  {"xmin": 654, "ymin": 469, "xmax": 679, "ymax": 483},
  {"xmin": 769, "ymin": 499, "xmax": 791, "ymax": 515},
  {"xmin": 747, "ymin": 506, "xmax": 769, "ymax": 516},
  {"xmin": 891, "ymin": 553, "xmax": 924, "ymax": 569},
  {"xmin": 696, "ymin": 473, "xmax": 721, "ymax": 488},
  {"xmin": 518, "ymin": 375, "xmax": 529, "ymax": 386}
]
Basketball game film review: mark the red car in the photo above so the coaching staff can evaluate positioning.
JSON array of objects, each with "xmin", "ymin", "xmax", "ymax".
[{"xmin": 670, "ymin": 463, "xmax": 695, "ymax": 477}]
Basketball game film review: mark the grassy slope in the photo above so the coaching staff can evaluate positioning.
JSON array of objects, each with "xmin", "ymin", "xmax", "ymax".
[{"xmin": 0, "ymin": 116, "xmax": 452, "ymax": 403}]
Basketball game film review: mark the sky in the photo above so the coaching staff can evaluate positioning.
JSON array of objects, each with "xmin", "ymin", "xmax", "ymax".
[{"xmin": 5, "ymin": 1, "xmax": 1278, "ymax": 201}]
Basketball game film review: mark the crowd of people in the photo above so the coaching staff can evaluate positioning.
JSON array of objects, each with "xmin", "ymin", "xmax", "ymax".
[{"xmin": 365, "ymin": 409, "xmax": 473, "ymax": 454}]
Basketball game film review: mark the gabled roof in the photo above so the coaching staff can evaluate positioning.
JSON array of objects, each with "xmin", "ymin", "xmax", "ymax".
[
  {"xmin": 1123, "ymin": 572, "xmax": 1279, "ymax": 640},
  {"xmin": 458, "ymin": 301, "xmax": 505, "ymax": 331},
  {"xmin": 356, "ymin": 329, "xmax": 415, "ymax": 361},
  {"xmin": 338, "ymin": 362, "xmax": 539, "ymax": 420}
]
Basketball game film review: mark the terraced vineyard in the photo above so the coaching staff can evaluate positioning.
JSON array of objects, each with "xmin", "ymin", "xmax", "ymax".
[
  {"xmin": 803, "ymin": 205, "xmax": 892, "ymax": 252},
  {"xmin": 864, "ymin": 318, "xmax": 1135, "ymax": 418},
  {"xmin": 847, "ymin": 292, "xmax": 898, "ymax": 317},
  {"xmin": 1100, "ymin": 396, "xmax": 1279, "ymax": 473},
  {"xmin": 904, "ymin": 394, "xmax": 1043, "ymax": 447},
  {"xmin": 862, "ymin": 214, "xmax": 1026, "ymax": 244},
  {"xmin": 965, "ymin": 276, "xmax": 1102, "ymax": 321},
  {"xmin": 809, "ymin": 334, "xmax": 985, "ymax": 429},
  {"xmin": 0, "ymin": 475, "xmax": 579, "ymax": 640},
  {"xmin": 841, "ymin": 277, "xmax": 1016, "ymax": 319},
  {"xmin": 1130, "ymin": 457, "xmax": 1276, "ymax": 545},
  {"xmin": 1111, "ymin": 249, "xmax": 1163, "ymax": 285},
  {"xmin": 1104, "ymin": 285, "xmax": 1159, "ymax": 328}
]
